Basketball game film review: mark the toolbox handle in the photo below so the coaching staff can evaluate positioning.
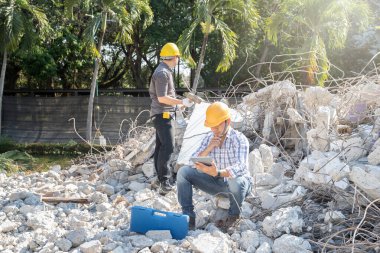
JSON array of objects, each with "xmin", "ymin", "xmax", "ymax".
[{"xmin": 153, "ymin": 210, "xmax": 168, "ymax": 217}]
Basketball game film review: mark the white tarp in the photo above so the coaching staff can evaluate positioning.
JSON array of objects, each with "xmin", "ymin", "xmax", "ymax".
[{"xmin": 177, "ymin": 102, "xmax": 211, "ymax": 165}]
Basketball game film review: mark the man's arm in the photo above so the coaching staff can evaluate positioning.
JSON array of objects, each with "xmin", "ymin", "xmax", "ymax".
[{"xmin": 157, "ymin": 96, "xmax": 183, "ymax": 106}]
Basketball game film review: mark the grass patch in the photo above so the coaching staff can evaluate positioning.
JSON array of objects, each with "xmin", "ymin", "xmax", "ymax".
[
  {"xmin": 0, "ymin": 137, "xmax": 100, "ymax": 174},
  {"xmin": 0, "ymin": 151, "xmax": 74, "ymax": 175}
]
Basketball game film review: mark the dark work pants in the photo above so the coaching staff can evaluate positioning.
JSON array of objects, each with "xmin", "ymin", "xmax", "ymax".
[{"xmin": 152, "ymin": 114, "xmax": 175, "ymax": 183}]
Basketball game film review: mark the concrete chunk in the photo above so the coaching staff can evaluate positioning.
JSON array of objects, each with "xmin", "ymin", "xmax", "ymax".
[
  {"xmin": 273, "ymin": 234, "xmax": 312, "ymax": 253},
  {"xmin": 263, "ymin": 206, "xmax": 304, "ymax": 238}
]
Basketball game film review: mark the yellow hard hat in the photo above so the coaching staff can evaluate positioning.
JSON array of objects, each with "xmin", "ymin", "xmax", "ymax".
[
  {"xmin": 204, "ymin": 102, "xmax": 231, "ymax": 128},
  {"xmin": 160, "ymin": 43, "xmax": 181, "ymax": 57}
]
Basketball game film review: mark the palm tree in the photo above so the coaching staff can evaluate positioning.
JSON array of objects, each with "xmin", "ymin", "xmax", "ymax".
[
  {"xmin": 0, "ymin": 0, "xmax": 49, "ymax": 136},
  {"xmin": 266, "ymin": 0, "xmax": 370, "ymax": 85},
  {"xmin": 64, "ymin": 0, "xmax": 153, "ymax": 141},
  {"xmin": 178, "ymin": 0, "xmax": 259, "ymax": 92}
]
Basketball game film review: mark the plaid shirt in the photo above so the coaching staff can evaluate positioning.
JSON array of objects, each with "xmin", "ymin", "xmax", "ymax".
[{"xmin": 192, "ymin": 128, "xmax": 251, "ymax": 181}]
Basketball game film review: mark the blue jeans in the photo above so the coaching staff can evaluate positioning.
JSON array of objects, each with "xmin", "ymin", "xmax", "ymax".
[{"xmin": 177, "ymin": 165, "xmax": 252, "ymax": 218}]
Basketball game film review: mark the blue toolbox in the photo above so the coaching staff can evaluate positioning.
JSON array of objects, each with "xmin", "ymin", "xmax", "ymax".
[{"xmin": 130, "ymin": 206, "xmax": 189, "ymax": 240}]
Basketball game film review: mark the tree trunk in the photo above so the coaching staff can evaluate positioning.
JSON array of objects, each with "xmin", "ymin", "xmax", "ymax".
[
  {"xmin": 192, "ymin": 33, "xmax": 209, "ymax": 92},
  {"xmin": 255, "ymin": 39, "xmax": 270, "ymax": 78},
  {"xmin": 0, "ymin": 49, "xmax": 7, "ymax": 136},
  {"xmin": 86, "ymin": 13, "xmax": 107, "ymax": 141}
]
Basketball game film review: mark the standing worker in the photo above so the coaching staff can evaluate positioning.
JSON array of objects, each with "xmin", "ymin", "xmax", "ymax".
[
  {"xmin": 176, "ymin": 102, "xmax": 252, "ymax": 230},
  {"xmin": 149, "ymin": 42, "xmax": 194, "ymax": 195}
]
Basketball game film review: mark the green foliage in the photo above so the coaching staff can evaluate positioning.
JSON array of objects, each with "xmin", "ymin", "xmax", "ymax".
[
  {"xmin": 0, "ymin": 0, "xmax": 378, "ymax": 90},
  {"xmin": 17, "ymin": 47, "xmax": 57, "ymax": 85},
  {"xmin": 178, "ymin": 0, "xmax": 259, "ymax": 72},
  {"xmin": 266, "ymin": 0, "xmax": 371, "ymax": 85},
  {"xmin": 0, "ymin": 139, "xmax": 112, "ymax": 156}
]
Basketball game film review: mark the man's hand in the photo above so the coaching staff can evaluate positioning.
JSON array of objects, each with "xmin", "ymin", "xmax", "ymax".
[
  {"xmin": 208, "ymin": 136, "xmax": 222, "ymax": 150},
  {"xmin": 195, "ymin": 161, "xmax": 218, "ymax": 177},
  {"xmin": 182, "ymin": 98, "xmax": 194, "ymax": 108}
]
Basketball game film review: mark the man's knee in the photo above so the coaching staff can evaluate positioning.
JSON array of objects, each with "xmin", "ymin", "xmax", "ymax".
[
  {"xmin": 227, "ymin": 177, "xmax": 248, "ymax": 195},
  {"xmin": 177, "ymin": 166, "xmax": 192, "ymax": 182}
]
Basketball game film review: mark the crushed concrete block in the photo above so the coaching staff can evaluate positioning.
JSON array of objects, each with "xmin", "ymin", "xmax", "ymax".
[
  {"xmin": 263, "ymin": 111, "xmax": 274, "ymax": 141},
  {"xmin": 142, "ymin": 161, "xmax": 155, "ymax": 178},
  {"xmin": 55, "ymin": 238, "xmax": 72, "ymax": 252},
  {"xmin": 128, "ymin": 181, "xmax": 146, "ymax": 192},
  {"xmin": 146, "ymin": 230, "xmax": 172, "ymax": 241},
  {"xmin": 129, "ymin": 235, "xmax": 154, "ymax": 248},
  {"xmin": 135, "ymin": 188, "xmax": 154, "ymax": 202},
  {"xmin": 263, "ymin": 206, "xmax": 304, "ymax": 238},
  {"xmin": 215, "ymin": 196, "xmax": 230, "ymax": 210},
  {"xmin": 368, "ymin": 146, "xmax": 380, "ymax": 165},
  {"xmin": 307, "ymin": 128, "xmax": 329, "ymax": 152},
  {"xmin": 256, "ymin": 242, "xmax": 272, "ymax": 253},
  {"xmin": 350, "ymin": 165, "xmax": 380, "ymax": 200},
  {"xmin": 153, "ymin": 197, "xmax": 172, "ymax": 211},
  {"xmin": 241, "ymin": 202, "xmax": 254, "ymax": 218},
  {"xmin": 239, "ymin": 230, "xmax": 260, "ymax": 251},
  {"xmin": 79, "ymin": 240, "xmax": 102, "ymax": 253},
  {"xmin": 66, "ymin": 228, "xmax": 88, "ymax": 247},
  {"xmin": 287, "ymin": 108, "xmax": 304, "ymax": 123},
  {"xmin": 259, "ymin": 144, "xmax": 274, "ymax": 171},
  {"xmin": 259, "ymin": 185, "xmax": 306, "ymax": 210},
  {"xmin": 315, "ymin": 106, "xmax": 331, "ymax": 131},
  {"xmin": 331, "ymin": 137, "xmax": 366, "ymax": 162},
  {"xmin": 273, "ymin": 234, "xmax": 312, "ymax": 253},
  {"xmin": 190, "ymin": 233, "xmax": 229, "ymax": 253},
  {"xmin": 249, "ymin": 149, "xmax": 264, "ymax": 175},
  {"xmin": 270, "ymin": 162, "xmax": 291, "ymax": 180},
  {"xmin": 151, "ymin": 241, "xmax": 170, "ymax": 253},
  {"xmin": 26, "ymin": 213, "xmax": 57, "ymax": 230},
  {"xmin": 294, "ymin": 151, "xmax": 350, "ymax": 189},
  {"xmin": 96, "ymin": 184, "xmax": 115, "ymax": 196},
  {"xmin": 324, "ymin": 211, "xmax": 345, "ymax": 224},
  {"xmin": 0, "ymin": 220, "xmax": 18, "ymax": 232},
  {"xmin": 271, "ymin": 146, "xmax": 281, "ymax": 159},
  {"xmin": 255, "ymin": 173, "xmax": 280, "ymax": 187}
]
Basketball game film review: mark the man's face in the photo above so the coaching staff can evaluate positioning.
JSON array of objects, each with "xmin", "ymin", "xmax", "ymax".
[
  {"xmin": 166, "ymin": 56, "xmax": 179, "ymax": 68},
  {"xmin": 210, "ymin": 120, "xmax": 228, "ymax": 137}
]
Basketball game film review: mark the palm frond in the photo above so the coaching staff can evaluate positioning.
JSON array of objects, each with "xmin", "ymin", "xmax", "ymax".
[
  {"xmin": 83, "ymin": 13, "xmax": 102, "ymax": 57},
  {"xmin": 63, "ymin": 0, "xmax": 80, "ymax": 19},
  {"xmin": 214, "ymin": 18, "xmax": 237, "ymax": 72},
  {"xmin": 177, "ymin": 20, "xmax": 199, "ymax": 68}
]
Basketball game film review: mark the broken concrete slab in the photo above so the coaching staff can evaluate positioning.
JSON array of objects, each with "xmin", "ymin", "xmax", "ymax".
[
  {"xmin": 349, "ymin": 165, "xmax": 380, "ymax": 200},
  {"xmin": 272, "ymin": 234, "xmax": 312, "ymax": 253},
  {"xmin": 263, "ymin": 206, "xmax": 304, "ymax": 238}
]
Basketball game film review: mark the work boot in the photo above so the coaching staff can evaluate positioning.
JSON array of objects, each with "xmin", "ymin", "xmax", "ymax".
[
  {"xmin": 188, "ymin": 216, "xmax": 196, "ymax": 230},
  {"xmin": 158, "ymin": 180, "xmax": 174, "ymax": 195},
  {"xmin": 216, "ymin": 215, "xmax": 240, "ymax": 232}
]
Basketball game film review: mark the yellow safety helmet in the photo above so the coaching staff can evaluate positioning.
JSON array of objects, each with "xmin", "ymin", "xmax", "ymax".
[
  {"xmin": 160, "ymin": 43, "xmax": 181, "ymax": 58},
  {"xmin": 204, "ymin": 102, "xmax": 231, "ymax": 128}
]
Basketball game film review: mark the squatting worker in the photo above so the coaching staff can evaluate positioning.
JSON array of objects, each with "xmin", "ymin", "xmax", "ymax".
[
  {"xmin": 176, "ymin": 102, "xmax": 252, "ymax": 230},
  {"xmin": 149, "ymin": 42, "xmax": 194, "ymax": 195}
]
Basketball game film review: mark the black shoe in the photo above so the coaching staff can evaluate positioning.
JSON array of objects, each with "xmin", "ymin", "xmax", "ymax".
[
  {"xmin": 158, "ymin": 180, "xmax": 174, "ymax": 195},
  {"xmin": 189, "ymin": 216, "xmax": 196, "ymax": 230}
]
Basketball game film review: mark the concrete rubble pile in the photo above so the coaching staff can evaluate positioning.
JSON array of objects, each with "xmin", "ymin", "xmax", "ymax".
[{"xmin": 1, "ymin": 80, "xmax": 380, "ymax": 252}]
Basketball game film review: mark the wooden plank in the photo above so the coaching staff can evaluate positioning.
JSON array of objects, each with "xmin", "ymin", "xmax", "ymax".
[{"xmin": 42, "ymin": 197, "xmax": 90, "ymax": 204}]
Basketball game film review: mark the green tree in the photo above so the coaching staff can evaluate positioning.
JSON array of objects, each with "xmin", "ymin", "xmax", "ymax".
[
  {"xmin": 178, "ymin": 0, "xmax": 259, "ymax": 91},
  {"xmin": 266, "ymin": 0, "xmax": 370, "ymax": 85},
  {"xmin": 0, "ymin": 0, "xmax": 49, "ymax": 136},
  {"xmin": 64, "ymin": 0, "xmax": 153, "ymax": 141}
]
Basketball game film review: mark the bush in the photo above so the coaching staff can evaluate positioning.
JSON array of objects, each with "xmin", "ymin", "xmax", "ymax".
[{"xmin": 0, "ymin": 138, "xmax": 112, "ymax": 156}]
